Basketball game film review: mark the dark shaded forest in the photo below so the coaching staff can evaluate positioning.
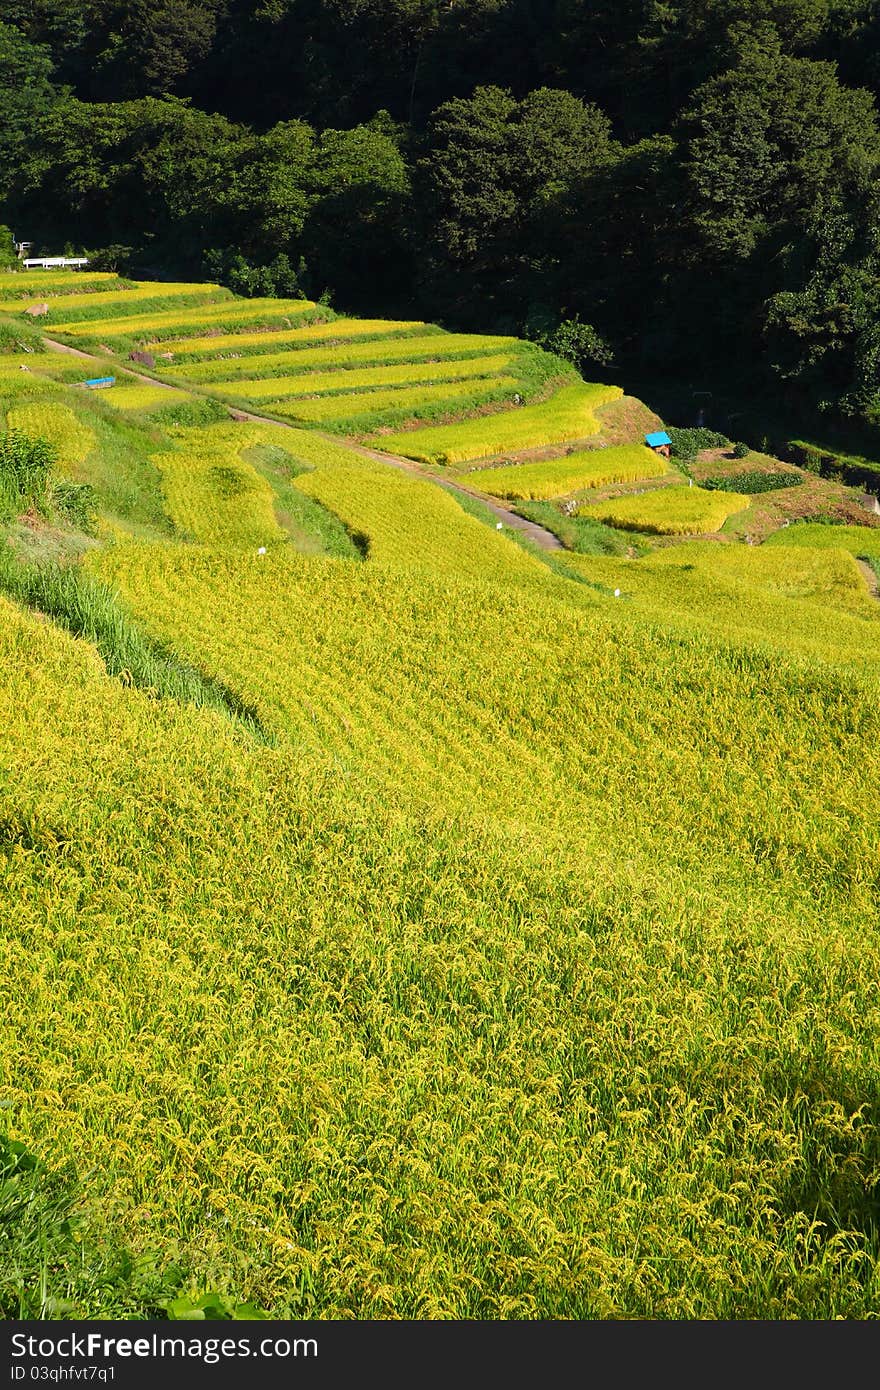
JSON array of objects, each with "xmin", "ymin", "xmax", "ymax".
[{"xmin": 3, "ymin": 1, "xmax": 880, "ymax": 435}]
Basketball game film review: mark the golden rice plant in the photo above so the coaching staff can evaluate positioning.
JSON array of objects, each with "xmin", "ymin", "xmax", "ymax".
[
  {"xmin": 151, "ymin": 422, "xmax": 285, "ymax": 549},
  {"xmin": 101, "ymin": 383, "xmax": 192, "ymax": 412},
  {"xmin": 6, "ymin": 401, "xmax": 94, "ymax": 472},
  {"xmin": 763, "ymin": 522, "xmax": 880, "ymax": 559},
  {"xmin": 168, "ymin": 319, "xmax": 427, "ymax": 359},
  {"xmin": 467, "ymin": 444, "xmax": 670, "ymax": 499},
  {"xmin": 169, "ymin": 333, "xmax": 519, "ymax": 382},
  {"xmin": 578, "ymin": 483, "xmax": 749, "ymax": 534},
  {"xmin": 371, "ymin": 382, "xmax": 623, "ymax": 465},
  {"xmin": 269, "ymin": 376, "xmax": 521, "ymax": 428}
]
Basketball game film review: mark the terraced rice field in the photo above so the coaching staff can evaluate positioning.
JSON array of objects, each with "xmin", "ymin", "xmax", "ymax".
[
  {"xmin": 52, "ymin": 297, "xmax": 321, "ymax": 343},
  {"xmin": 579, "ymin": 483, "xmax": 750, "ymax": 534},
  {"xmin": 166, "ymin": 319, "xmax": 426, "ymax": 361},
  {"xmin": 1, "ymin": 323, "xmax": 880, "ymax": 1321},
  {"xmin": 211, "ymin": 355, "xmax": 517, "ymax": 400},
  {"xmin": 270, "ymin": 377, "xmax": 522, "ymax": 429},
  {"xmin": 371, "ymin": 383, "xmax": 623, "ymax": 464},
  {"xmin": 763, "ymin": 522, "xmax": 880, "ymax": 558},
  {"xmin": 6, "ymin": 401, "xmax": 94, "ymax": 472},
  {"xmin": 169, "ymin": 332, "xmax": 516, "ymax": 382},
  {"xmin": 0, "ymin": 283, "xmax": 226, "ymax": 320},
  {"xmin": 468, "ymin": 444, "xmax": 668, "ymax": 499},
  {"xmin": 100, "ymin": 383, "xmax": 191, "ymax": 412},
  {"xmin": 0, "ymin": 271, "xmax": 121, "ymax": 299}
]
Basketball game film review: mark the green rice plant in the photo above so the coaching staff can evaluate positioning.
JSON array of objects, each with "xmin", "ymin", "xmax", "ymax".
[
  {"xmin": 763, "ymin": 522, "xmax": 880, "ymax": 558},
  {"xmin": 579, "ymin": 483, "xmax": 750, "ymax": 534},
  {"xmin": 371, "ymin": 382, "xmax": 623, "ymax": 465},
  {"xmin": 467, "ymin": 444, "xmax": 668, "ymax": 499},
  {"xmin": 167, "ymin": 319, "xmax": 426, "ymax": 362},
  {"xmin": 270, "ymin": 376, "xmax": 521, "ymax": 431},
  {"xmin": 6, "ymin": 403, "xmax": 94, "ymax": 474},
  {"xmin": 211, "ymin": 354, "xmax": 517, "ymax": 401},
  {"xmin": 170, "ymin": 333, "xmax": 520, "ymax": 383}
]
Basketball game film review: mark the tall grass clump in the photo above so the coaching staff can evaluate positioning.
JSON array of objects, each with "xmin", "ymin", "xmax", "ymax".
[{"xmin": 0, "ymin": 429, "xmax": 53, "ymax": 516}]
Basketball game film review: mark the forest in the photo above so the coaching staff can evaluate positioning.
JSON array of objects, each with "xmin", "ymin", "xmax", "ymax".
[{"xmin": 3, "ymin": 1, "xmax": 880, "ymax": 436}]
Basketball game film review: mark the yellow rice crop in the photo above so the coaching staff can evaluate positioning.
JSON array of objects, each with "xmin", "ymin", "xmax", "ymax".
[
  {"xmin": 101, "ymin": 383, "xmax": 192, "ymax": 412},
  {"xmin": 467, "ymin": 444, "xmax": 669, "ymax": 498},
  {"xmin": 151, "ymin": 422, "xmax": 285, "ymax": 548},
  {"xmin": 6, "ymin": 401, "xmax": 95, "ymax": 472},
  {"xmin": 270, "ymin": 376, "xmax": 521, "ymax": 426},
  {"xmin": 51, "ymin": 297, "xmax": 314, "ymax": 337},
  {"xmin": 169, "ymin": 332, "xmax": 519, "ymax": 382},
  {"xmin": 3, "ymin": 299, "xmax": 880, "ymax": 1321},
  {"xmin": 563, "ymin": 541, "xmax": 880, "ymax": 667},
  {"xmin": 0, "ymin": 271, "xmax": 118, "ymax": 296},
  {"xmin": 763, "ymin": 522, "xmax": 880, "ymax": 558},
  {"xmin": 209, "ymin": 354, "xmax": 517, "ymax": 400},
  {"xmin": 579, "ymin": 483, "xmax": 749, "ymax": 534},
  {"xmin": 167, "ymin": 319, "xmax": 427, "ymax": 358},
  {"xmin": 0, "ymin": 282, "xmax": 222, "ymax": 316},
  {"xmin": 372, "ymin": 382, "xmax": 623, "ymax": 465}
]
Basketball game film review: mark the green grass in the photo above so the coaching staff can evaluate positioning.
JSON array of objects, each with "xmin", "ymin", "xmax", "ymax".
[
  {"xmin": 512, "ymin": 500, "xmax": 643, "ymax": 556},
  {"xmin": 466, "ymin": 444, "xmax": 668, "ymax": 499}
]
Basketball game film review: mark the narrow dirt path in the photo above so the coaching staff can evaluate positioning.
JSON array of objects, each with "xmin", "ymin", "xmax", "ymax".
[
  {"xmin": 231, "ymin": 408, "xmax": 562, "ymax": 550},
  {"xmin": 41, "ymin": 337, "xmax": 563, "ymax": 553},
  {"xmin": 856, "ymin": 558, "xmax": 879, "ymax": 599}
]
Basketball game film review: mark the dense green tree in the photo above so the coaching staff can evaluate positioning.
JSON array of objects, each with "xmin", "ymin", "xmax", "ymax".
[
  {"xmin": 0, "ymin": 23, "xmax": 61, "ymax": 202},
  {"xmin": 418, "ymin": 85, "xmax": 612, "ymax": 321}
]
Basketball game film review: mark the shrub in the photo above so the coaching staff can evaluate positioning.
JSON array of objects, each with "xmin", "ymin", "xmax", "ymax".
[
  {"xmin": 666, "ymin": 426, "xmax": 729, "ymax": 460},
  {"xmin": 538, "ymin": 316, "xmax": 614, "ymax": 370},
  {"xmin": 732, "ymin": 440, "xmax": 750, "ymax": 459},
  {"xmin": 702, "ymin": 470, "xmax": 804, "ymax": 494}
]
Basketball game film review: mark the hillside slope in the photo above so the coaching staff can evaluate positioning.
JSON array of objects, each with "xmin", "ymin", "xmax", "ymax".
[{"xmin": 1, "ymin": 279, "xmax": 879, "ymax": 1319}]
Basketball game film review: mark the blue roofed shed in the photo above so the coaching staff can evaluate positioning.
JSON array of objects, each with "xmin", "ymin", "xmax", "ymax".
[{"xmin": 646, "ymin": 430, "xmax": 672, "ymax": 458}]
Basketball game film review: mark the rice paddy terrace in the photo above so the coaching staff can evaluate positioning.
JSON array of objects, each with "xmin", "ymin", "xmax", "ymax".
[{"xmin": 2, "ymin": 272, "xmax": 880, "ymax": 1319}]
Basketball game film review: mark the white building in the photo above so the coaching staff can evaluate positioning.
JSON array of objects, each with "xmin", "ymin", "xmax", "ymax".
[{"xmin": 21, "ymin": 256, "xmax": 90, "ymax": 270}]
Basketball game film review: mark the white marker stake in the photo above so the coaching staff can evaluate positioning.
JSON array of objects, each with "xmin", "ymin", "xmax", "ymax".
[{"xmin": 496, "ymin": 522, "xmax": 503, "ymax": 530}]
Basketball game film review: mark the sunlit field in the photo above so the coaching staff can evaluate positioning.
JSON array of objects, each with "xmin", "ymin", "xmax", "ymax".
[{"xmin": 1, "ymin": 286, "xmax": 879, "ymax": 1320}]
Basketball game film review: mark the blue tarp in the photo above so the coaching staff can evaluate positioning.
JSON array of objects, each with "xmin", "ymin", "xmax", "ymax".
[
  {"xmin": 82, "ymin": 376, "xmax": 115, "ymax": 388},
  {"xmin": 645, "ymin": 431, "xmax": 672, "ymax": 448}
]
